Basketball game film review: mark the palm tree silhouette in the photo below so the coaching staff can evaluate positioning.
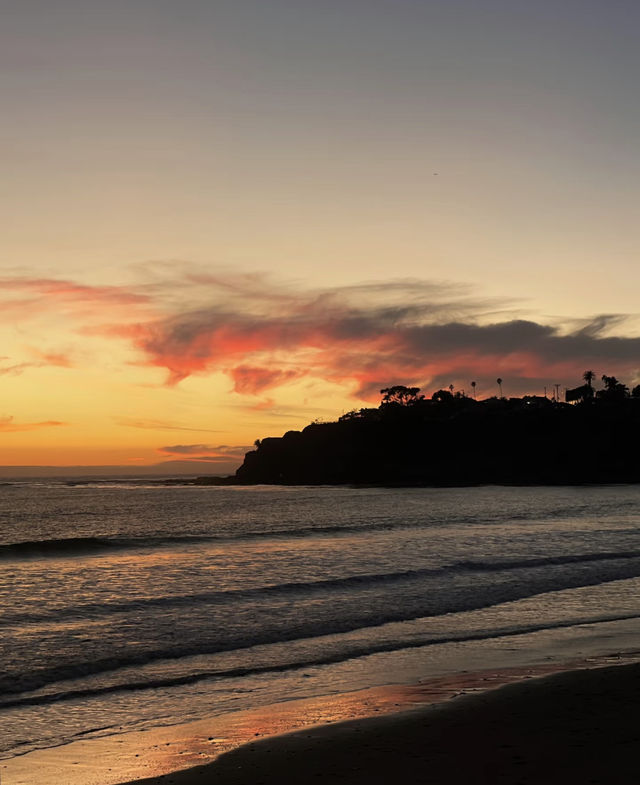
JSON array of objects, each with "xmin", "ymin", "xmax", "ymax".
[
  {"xmin": 497, "ymin": 378, "xmax": 503, "ymax": 398},
  {"xmin": 471, "ymin": 380, "xmax": 476, "ymax": 399}
]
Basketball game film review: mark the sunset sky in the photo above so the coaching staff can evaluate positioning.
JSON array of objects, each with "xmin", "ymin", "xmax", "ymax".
[{"xmin": 3, "ymin": 0, "xmax": 640, "ymax": 471}]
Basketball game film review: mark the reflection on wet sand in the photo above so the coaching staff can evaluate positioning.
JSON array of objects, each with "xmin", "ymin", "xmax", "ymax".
[{"xmin": 6, "ymin": 654, "xmax": 638, "ymax": 785}]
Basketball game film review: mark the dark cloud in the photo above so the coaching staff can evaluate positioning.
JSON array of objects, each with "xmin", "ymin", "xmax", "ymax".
[
  {"xmin": 115, "ymin": 271, "xmax": 640, "ymax": 397},
  {"xmin": 158, "ymin": 444, "xmax": 251, "ymax": 458},
  {"xmin": 11, "ymin": 267, "xmax": 639, "ymax": 399}
]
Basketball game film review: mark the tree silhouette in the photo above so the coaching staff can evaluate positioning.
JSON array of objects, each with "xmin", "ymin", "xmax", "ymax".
[
  {"xmin": 598, "ymin": 375, "xmax": 629, "ymax": 401},
  {"xmin": 497, "ymin": 378, "xmax": 503, "ymax": 398},
  {"xmin": 471, "ymin": 380, "xmax": 477, "ymax": 399},
  {"xmin": 583, "ymin": 370, "xmax": 595, "ymax": 389},
  {"xmin": 432, "ymin": 389, "xmax": 454, "ymax": 403},
  {"xmin": 380, "ymin": 385, "xmax": 424, "ymax": 406}
]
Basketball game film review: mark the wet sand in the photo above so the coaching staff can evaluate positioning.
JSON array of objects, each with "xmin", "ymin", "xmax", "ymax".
[
  {"xmin": 3, "ymin": 661, "xmax": 581, "ymax": 785},
  {"xmin": 119, "ymin": 662, "xmax": 640, "ymax": 785}
]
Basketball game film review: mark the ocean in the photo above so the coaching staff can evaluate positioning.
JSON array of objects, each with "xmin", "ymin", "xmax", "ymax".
[{"xmin": 2, "ymin": 482, "xmax": 640, "ymax": 764}]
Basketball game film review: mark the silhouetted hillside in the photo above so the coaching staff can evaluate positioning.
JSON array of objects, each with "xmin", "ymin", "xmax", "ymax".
[{"xmin": 235, "ymin": 385, "xmax": 640, "ymax": 486}]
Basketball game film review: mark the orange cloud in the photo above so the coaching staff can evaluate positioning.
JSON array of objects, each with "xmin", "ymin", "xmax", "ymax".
[
  {"xmin": 113, "ymin": 275, "xmax": 493, "ymax": 389},
  {"xmin": 0, "ymin": 276, "xmax": 154, "ymax": 332},
  {"xmin": 247, "ymin": 397, "xmax": 276, "ymax": 411},
  {"xmin": 8, "ymin": 269, "xmax": 640, "ymax": 399},
  {"xmin": 0, "ymin": 416, "xmax": 67, "ymax": 432},
  {"xmin": 0, "ymin": 363, "xmax": 36, "ymax": 377},
  {"xmin": 0, "ymin": 350, "xmax": 73, "ymax": 376},
  {"xmin": 115, "ymin": 417, "xmax": 222, "ymax": 433},
  {"xmin": 27, "ymin": 349, "xmax": 73, "ymax": 367},
  {"xmin": 121, "ymin": 278, "xmax": 640, "ymax": 398}
]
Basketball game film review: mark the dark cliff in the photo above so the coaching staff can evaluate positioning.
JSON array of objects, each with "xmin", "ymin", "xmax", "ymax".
[{"xmin": 235, "ymin": 395, "xmax": 640, "ymax": 486}]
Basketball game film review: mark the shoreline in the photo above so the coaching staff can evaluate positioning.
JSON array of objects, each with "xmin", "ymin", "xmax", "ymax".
[
  {"xmin": 5, "ymin": 650, "xmax": 639, "ymax": 785},
  {"xmin": 119, "ymin": 660, "xmax": 640, "ymax": 785},
  {"xmin": 153, "ymin": 478, "xmax": 640, "ymax": 488}
]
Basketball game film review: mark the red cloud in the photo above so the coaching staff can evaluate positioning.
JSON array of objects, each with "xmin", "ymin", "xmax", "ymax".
[
  {"xmin": 119, "ymin": 316, "xmax": 305, "ymax": 384},
  {"xmin": 108, "ymin": 274, "xmax": 640, "ymax": 399},
  {"xmin": 230, "ymin": 366, "xmax": 307, "ymax": 395},
  {"xmin": 0, "ymin": 277, "xmax": 149, "ymax": 306},
  {"xmin": 8, "ymin": 269, "xmax": 640, "ymax": 400}
]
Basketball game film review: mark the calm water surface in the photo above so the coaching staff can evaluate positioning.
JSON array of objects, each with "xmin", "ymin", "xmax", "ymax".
[{"xmin": 1, "ymin": 482, "xmax": 640, "ymax": 758}]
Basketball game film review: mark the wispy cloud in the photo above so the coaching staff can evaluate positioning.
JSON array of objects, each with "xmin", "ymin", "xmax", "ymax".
[
  {"xmin": 0, "ymin": 350, "xmax": 73, "ymax": 377},
  {"xmin": 111, "ymin": 272, "xmax": 514, "ymax": 390},
  {"xmin": 0, "ymin": 276, "xmax": 155, "ymax": 338},
  {"xmin": 112, "ymin": 270, "xmax": 640, "ymax": 397},
  {"xmin": 27, "ymin": 349, "xmax": 73, "ymax": 367},
  {"xmin": 157, "ymin": 444, "xmax": 251, "ymax": 461},
  {"xmin": 0, "ymin": 363, "xmax": 37, "ymax": 377},
  {"xmin": 115, "ymin": 417, "xmax": 223, "ymax": 433},
  {"xmin": 230, "ymin": 366, "xmax": 307, "ymax": 395},
  {"xmin": 0, "ymin": 277, "xmax": 149, "ymax": 307},
  {"xmin": 6, "ymin": 267, "xmax": 640, "ymax": 397},
  {"xmin": 0, "ymin": 416, "xmax": 67, "ymax": 432}
]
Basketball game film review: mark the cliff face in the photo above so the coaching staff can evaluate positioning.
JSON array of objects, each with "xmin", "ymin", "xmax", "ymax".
[{"xmin": 235, "ymin": 397, "xmax": 640, "ymax": 486}]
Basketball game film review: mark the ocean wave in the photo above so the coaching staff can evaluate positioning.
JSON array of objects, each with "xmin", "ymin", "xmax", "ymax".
[
  {"xmin": 3, "ymin": 550, "xmax": 640, "ymax": 626},
  {"xmin": 3, "ymin": 500, "xmax": 640, "ymax": 560},
  {"xmin": 0, "ymin": 522, "xmax": 447, "ymax": 555},
  {"xmin": 0, "ymin": 527, "xmax": 419, "ymax": 558},
  {"xmin": 3, "ymin": 609, "xmax": 640, "ymax": 711},
  {"xmin": 452, "ymin": 551, "xmax": 640, "ymax": 571},
  {"xmin": 3, "ymin": 556, "xmax": 640, "ymax": 702},
  {"xmin": 0, "ymin": 535, "xmax": 216, "ymax": 558}
]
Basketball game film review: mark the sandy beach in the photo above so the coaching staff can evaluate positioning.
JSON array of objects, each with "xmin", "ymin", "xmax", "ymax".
[{"xmin": 117, "ymin": 661, "xmax": 640, "ymax": 785}]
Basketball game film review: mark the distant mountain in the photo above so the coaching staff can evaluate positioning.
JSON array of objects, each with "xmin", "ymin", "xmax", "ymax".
[{"xmin": 0, "ymin": 460, "xmax": 235, "ymax": 479}]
